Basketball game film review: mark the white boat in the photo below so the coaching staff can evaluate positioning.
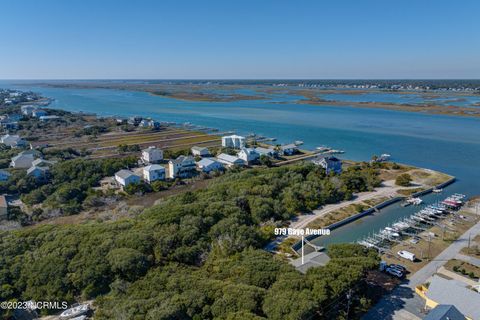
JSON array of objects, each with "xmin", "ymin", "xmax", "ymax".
[
  {"xmin": 379, "ymin": 153, "xmax": 391, "ymax": 161},
  {"xmin": 406, "ymin": 197, "xmax": 423, "ymax": 205},
  {"xmin": 432, "ymin": 188, "xmax": 443, "ymax": 193},
  {"xmin": 59, "ymin": 304, "xmax": 90, "ymax": 319}
]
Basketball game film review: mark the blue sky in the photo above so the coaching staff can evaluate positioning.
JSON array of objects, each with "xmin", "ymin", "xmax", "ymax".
[{"xmin": 1, "ymin": 0, "xmax": 479, "ymax": 79}]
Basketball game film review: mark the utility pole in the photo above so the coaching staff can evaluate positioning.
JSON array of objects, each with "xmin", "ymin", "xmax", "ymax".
[
  {"xmin": 468, "ymin": 233, "xmax": 471, "ymax": 253},
  {"xmin": 301, "ymin": 235, "xmax": 304, "ymax": 265},
  {"xmin": 427, "ymin": 234, "xmax": 432, "ymax": 261}
]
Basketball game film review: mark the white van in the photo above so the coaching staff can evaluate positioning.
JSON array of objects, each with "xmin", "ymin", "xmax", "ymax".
[{"xmin": 397, "ymin": 250, "xmax": 416, "ymax": 262}]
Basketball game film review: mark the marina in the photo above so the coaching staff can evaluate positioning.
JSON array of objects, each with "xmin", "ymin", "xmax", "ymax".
[{"xmin": 356, "ymin": 194, "xmax": 466, "ymax": 254}]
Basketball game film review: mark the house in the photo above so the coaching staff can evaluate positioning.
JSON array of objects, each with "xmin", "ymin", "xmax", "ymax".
[
  {"xmin": 424, "ymin": 305, "xmax": 466, "ymax": 320},
  {"xmin": 31, "ymin": 159, "xmax": 56, "ymax": 167},
  {"xmin": 196, "ymin": 158, "xmax": 224, "ymax": 173},
  {"xmin": 237, "ymin": 148, "xmax": 259, "ymax": 164},
  {"xmin": 21, "ymin": 105, "xmax": 36, "ymax": 116},
  {"xmin": 27, "ymin": 166, "xmax": 50, "ymax": 180},
  {"xmin": 191, "ymin": 146, "xmax": 210, "ymax": 157},
  {"xmin": 0, "ymin": 120, "xmax": 19, "ymax": 130},
  {"xmin": 147, "ymin": 120, "xmax": 160, "ymax": 129},
  {"xmin": 0, "ymin": 169, "xmax": 11, "ymax": 181},
  {"xmin": 128, "ymin": 116, "xmax": 142, "ymax": 126},
  {"xmin": 138, "ymin": 119, "xmax": 150, "ymax": 127},
  {"xmin": 168, "ymin": 155, "xmax": 196, "ymax": 179},
  {"xmin": 10, "ymin": 154, "xmax": 35, "ymax": 168},
  {"xmin": 280, "ymin": 143, "xmax": 299, "ymax": 156},
  {"xmin": 416, "ymin": 275, "xmax": 480, "ymax": 320},
  {"xmin": 39, "ymin": 115, "xmax": 60, "ymax": 121},
  {"xmin": 32, "ymin": 109, "xmax": 47, "ymax": 118},
  {"xmin": 216, "ymin": 153, "xmax": 245, "ymax": 167},
  {"xmin": 312, "ymin": 155, "xmax": 342, "ymax": 174},
  {"xmin": 19, "ymin": 149, "xmax": 42, "ymax": 158},
  {"xmin": 141, "ymin": 146, "xmax": 163, "ymax": 164},
  {"xmin": 1, "ymin": 134, "xmax": 26, "ymax": 148},
  {"xmin": 115, "ymin": 169, "xmax": 140, "ymax": 188},
  {"xmin": 0, "ymin": 195, "xmax": 8, "ymax": 220},
  {"xmin": 143, "ymin": 164, "xmax": 165, "ymax": 183},
  {"xmin": 255, "ymin": 147, "xmax": 276, "ymax": 157},
  {"xmin": 221, "ymin": 135, "xmax": 246, "ymax": 149}
]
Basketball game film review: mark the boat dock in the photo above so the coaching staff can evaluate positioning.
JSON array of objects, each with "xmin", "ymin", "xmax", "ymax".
[{"xmin": 357, "ymin": 194, "xmax": 467, "ymax": 253}]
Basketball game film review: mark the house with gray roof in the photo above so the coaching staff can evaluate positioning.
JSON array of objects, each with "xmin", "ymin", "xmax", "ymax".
[
  {"xmin": 196, "ymin": 158, "xmax": 224, "ymax": 173},
  {"xmin": 424, "ymin": 305, "xmax": 466, "ymax": 320},
  {"xmin": 168, "ymin": 155, "xmax": 196, "ymax": 179},
  {"xmin": 1, "ymin": 134, "xmax": 26, "ymax": 148},
  {"xmin": 115, "ymin": 169, "xmax": 140, "ymax": 188},
  {"xmin": 422, "ymin": 275, "xmax": 480, "ymax": 320},
  {"xmin": 217, "ymin": 153, "xmax": 245, "ymax": 167},
  {"xmin": 280, "ymin": 143, "xmax": 298, "ymax": 156},
  {"xmin": 143, "ymin": 164, "xmax": 165, "ymax": 183},
  {"xmin": 191, "ymin": 146, "xmax": 210, "ymax": 157},
  {"xmin": 312, "ymin": 155, "xmax": 342, "ymax": 174}
]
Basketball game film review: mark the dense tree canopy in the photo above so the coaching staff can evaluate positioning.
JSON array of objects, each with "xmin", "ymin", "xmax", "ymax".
[{"xmin": 0, "ymin": 162, "xmax": 381, "ymax": 319}]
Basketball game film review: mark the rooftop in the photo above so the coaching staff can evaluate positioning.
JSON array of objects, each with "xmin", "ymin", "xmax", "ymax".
[
  {"xmin": 191, "ymin": 146, "xmax": 208, "ymax": 152},
  {"xmin": 425, "ymin": 275, "xmax": 480, "ymax": 320},
  {"xmin": 115, "ymin": 169, "xmax": 137, "ymax": 179},
  {"xmin": 144, "ymin": 164, "xmax": 165, "ymax": 171},
  {"xmin": 217, "ymin": 153, "xmax": 242, "ymax": 163},
  {"xmin": 424, "ymin": 305, "xmax": 466, "ymax": 320}
]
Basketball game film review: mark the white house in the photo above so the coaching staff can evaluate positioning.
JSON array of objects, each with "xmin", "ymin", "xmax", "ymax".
[
  {"xmin": 143, "ymin": 164, "xmax": 165, "ymax": 183},
  {"xmin": 21, "ymin": 105, "xmax": 36, "ymax": 116},
  {"xmin": 280, "ymin": 144, "xmax": 298, "ymax": 156},
  {"xmin": 1, "ymin": 134, "xmax": 26, "ymax": 148},
  {"xmin": 237, "ymin": 148, "xmax": 259, "ymax": 164},
  {"xmin": 27, "ymin": 166, "xmax": 49, "ymax": 180},
  {"xmin": 217, "ymin": 153, "xmax": 245, "ymax": 167},
  {"xmin": 138, "ymin": 119, "xmax": 150, "ymax": 128},
  {"xmin": 255, "ymin": 147, "xmax": 276, "ymax": 157},
  {"xmin": 191, "ymin": 146, "xmax": 210, "ymax": 157},
  {"xmin": 0, "ymin": 169, "xmax": 11, "ymax": 181},
  {"xmin": 196, "ymin": 158, "xmax": 224, "ymax": 173},
  {"xmin": 312, "ymin": 155, "xmax": 342, "ymax": 174},
  {"xmin": 221, "ymin": 135, "xmax": 246, "ymax": 149},
  {"xmin": 10, "ymin": 154, "xmax": 35, "ymax": 168},
  {"xmin": 115, "ymin": 169, "xmax": 140, "ymax": 188},
  {"xmin": 168, "ymin": 155, "xmax": 196, "ymax": 179},
  {"xmin": 141, "ymin": 146, "xmax": 163, "ymax": 164}
]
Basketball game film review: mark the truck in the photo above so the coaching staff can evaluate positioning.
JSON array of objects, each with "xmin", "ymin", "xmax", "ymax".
[{"xmin": 397, "ymin": 250, "xmax": 416, "ymax": 262}]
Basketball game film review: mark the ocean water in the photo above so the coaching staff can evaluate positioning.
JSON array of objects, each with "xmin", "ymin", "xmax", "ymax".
[{"xmin": 3, "ymin": 82, "xmax": 480, "ymax": 243}]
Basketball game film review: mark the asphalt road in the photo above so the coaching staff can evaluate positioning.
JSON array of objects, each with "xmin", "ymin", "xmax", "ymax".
[{"xmin": 363, "ymin": 208, "xmax": 480, "ymax": 320}]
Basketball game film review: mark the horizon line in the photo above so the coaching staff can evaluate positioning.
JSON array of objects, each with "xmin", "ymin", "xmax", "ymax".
[{"xmin": 2, "ymin": 78, "xmax": 480, "ymax": 81}]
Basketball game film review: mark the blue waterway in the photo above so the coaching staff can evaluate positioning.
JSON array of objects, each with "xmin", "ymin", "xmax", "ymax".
[{"xmin": 2, "ymin": 82, "xmax": 480, "ymax": 243}]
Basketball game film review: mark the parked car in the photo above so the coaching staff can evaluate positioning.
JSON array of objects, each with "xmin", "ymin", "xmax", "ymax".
[
  {"xmin": 386, "ymin": 267, "xmax": 404, "ymax": 278},
  {"xmin": 389, "ymin": 264, "xmax": 407, "ymax": 273}
]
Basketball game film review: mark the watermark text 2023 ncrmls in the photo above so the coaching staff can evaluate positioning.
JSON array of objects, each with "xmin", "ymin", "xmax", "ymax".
[{"xmin": 0, "ymin": 301, "xmax": 68, "ymax": 310}]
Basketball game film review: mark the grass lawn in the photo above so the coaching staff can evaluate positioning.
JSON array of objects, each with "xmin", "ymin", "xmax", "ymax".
[{"xmin": 445, "ymin": 259, "xmax": 480, "ymax": 280}]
